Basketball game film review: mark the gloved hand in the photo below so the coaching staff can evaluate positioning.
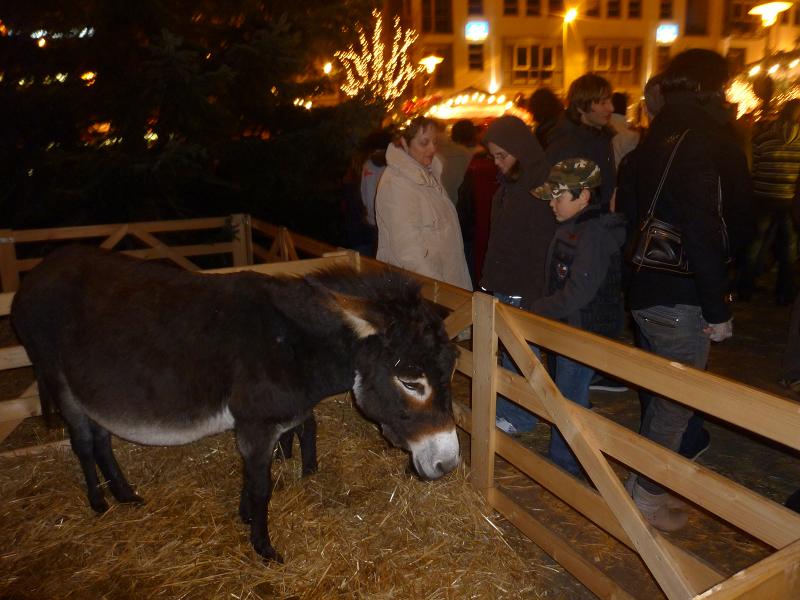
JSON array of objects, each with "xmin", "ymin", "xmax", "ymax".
[{"xmin": 704, "ymin": 319, "xmax": 733, "ymax": 342}]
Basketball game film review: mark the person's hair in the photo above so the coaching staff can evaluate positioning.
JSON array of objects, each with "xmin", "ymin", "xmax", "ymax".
[
  {"xmin": 528, "ymin": 87, "xmax": 564, "ymax": 123},
  {"xmin": 611, "ymin": 92, "xmax": 628, "ymax": 116},
  {"xmin": 451, "ymin": 119, "xmax": 477, "ymax": 146},
  {"xmin": 643, "ymin": 73, "xmax": 665, "ymax": 118},
  {"xmin": 566, "ymin": 73, "xmax": 612, "ymax": 120},
  {"xmin": 660, "ymin": 49, "xmax": 729, "ymax": 100},
  {"xmin": 396, "ymin": 116, "xmax": 437, "ymax": 146},
  {"xmin": 568, "ymin": 187, "xmax": 600, "ymax": 205}
]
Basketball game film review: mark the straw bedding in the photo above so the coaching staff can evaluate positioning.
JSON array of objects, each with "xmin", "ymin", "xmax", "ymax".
[{"xmin": 0, "ymin": 392, "xmax": 565, "ymax": 599}]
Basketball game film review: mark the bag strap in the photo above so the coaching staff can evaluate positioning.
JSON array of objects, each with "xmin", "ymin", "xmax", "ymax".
[{"xmin": 641, "ymin": 129, "xmax": 691, "ymax": 225}]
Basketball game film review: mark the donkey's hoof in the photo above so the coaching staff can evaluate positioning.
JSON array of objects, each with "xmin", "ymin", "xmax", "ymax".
[
  {"xmin": 119, "ymin": 493, "xmax": 145, "ymax": 505},
  {"xmin": 90, "ymin": 496, "xmax": 109, "ymax": 514},
  {"xmin": 255, "ymin": 541, "xmax": 283, "ymax": 563}
]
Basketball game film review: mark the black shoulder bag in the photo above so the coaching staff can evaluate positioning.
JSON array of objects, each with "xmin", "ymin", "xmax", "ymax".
[{"xmin": 630, "ymin": 130, "xmax": 730, "ymax": 275}]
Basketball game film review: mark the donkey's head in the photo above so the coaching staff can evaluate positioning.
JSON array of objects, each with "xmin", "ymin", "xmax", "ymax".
[{"xmin": 327, "ymin": 272, "xmax": 460, "ymax": 480}]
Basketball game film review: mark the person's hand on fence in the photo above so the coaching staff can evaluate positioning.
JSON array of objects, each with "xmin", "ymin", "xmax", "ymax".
[{"xmin": 704, "ymin": 319, "xmax": 733, "ymax": 342}]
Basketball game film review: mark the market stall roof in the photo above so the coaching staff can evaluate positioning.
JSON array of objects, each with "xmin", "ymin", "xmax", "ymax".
[{"xmin": 420, "ymin": 87, "xmax": 532, "ymax": 123}]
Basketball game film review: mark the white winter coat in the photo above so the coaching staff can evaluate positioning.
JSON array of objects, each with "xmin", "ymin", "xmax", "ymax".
[{"xmin": 376, "ymin": 143, "xmax": 472, "ymax": 290}]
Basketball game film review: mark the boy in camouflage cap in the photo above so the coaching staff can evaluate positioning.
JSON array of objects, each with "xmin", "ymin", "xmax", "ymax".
[
  {"xmin": 533, "ymin": 158, "xmax": 602, "ymax": 223},
  {"xmin": 527, "ymin": 157, "xmax": 626, "ymax": 476}
]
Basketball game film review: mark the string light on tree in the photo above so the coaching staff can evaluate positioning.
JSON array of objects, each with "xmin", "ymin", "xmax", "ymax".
[{"xmin": 334, "ymin": 10, "xmax": 423, "ymax": 105}]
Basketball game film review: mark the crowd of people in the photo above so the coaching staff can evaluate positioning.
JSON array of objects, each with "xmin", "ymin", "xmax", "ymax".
[{"xmin": 344, "ymin": 47, "xmax": 800, "ymax": 530}]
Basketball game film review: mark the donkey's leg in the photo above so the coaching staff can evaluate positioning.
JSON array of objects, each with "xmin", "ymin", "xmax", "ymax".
[
  {"xmin": 52, "ymin": 375, "xmax": 108, "ymax": 513},
  {"xmin": 236, "ymin": 421, "xmax": 282, "ymax": 562},
  {"xmin": 277, "ymin": 429, "xmax": 294, "ymax": 460},
  {"xmin": 297, "ymin": 415, "xmax": 317, "ymax": 476},
  {"xmin": 89, "ymin": 421, "xmax": 143, "ymax": 505}
]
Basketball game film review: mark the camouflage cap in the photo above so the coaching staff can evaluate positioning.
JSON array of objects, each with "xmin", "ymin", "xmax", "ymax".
[{"xmin": 532, "ymin": 158, "xmax": 601, "ymax": 201}]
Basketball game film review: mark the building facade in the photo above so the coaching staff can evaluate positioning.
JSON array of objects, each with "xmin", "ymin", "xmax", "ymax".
[{"xmin": 389, "ymin": 0, "xmax": 800, "ymax": 98}]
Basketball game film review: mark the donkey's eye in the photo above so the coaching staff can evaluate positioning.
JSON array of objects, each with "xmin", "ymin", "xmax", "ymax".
[
  {"xmin": 393, "ymin": 375, "xmax": 432, "ymax": 403},
  {"xmin": 400, "ymin": 379, "xmax": 423, "ymax": 393}
]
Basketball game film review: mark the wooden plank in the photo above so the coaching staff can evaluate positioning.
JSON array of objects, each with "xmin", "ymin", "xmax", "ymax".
[
  {"xmin": 470, "ymin": 292, "xmax": 497, "ymax": 496},
  {"xmin": 508, "ymin": 310, "xmax": 800, "ymax": 454},
  {"xmin": 0, "ymin": 396, "xmax": 41, "ymax": 421},
  {"xmin": 696, "ymin": 539, "xmax": 800, "ymax": 599},
  {"xmin": 495, "ymin": 303, "xmax": 697, "ymax": 599},
  {"xmin": 0, "ymin": 230, "xmax": 20, "ymax": 292},
  {"xmin": 0, "ymin": 419, "xmax": 23, "ymax": 444},
  {"xmin": 129, "ymin": 228, "xmax": 200, "ymax": 271},
  {"xmin": 443, "ymin": 298, "xmax": 473, "ymax": 339},
  {"xmin": 205, "ymin": 255, "xmax": 350, "ymax": 277},
  {"xmin": 14, "ymin": 243, "xmax": 237, "ymax": 275},
  {"xmin": 230, "ymin": 214, "xmax": 253, "ymax": 266},
  {"xmin": 122, "ymin": 242, "xmax": 236, "ymax": 261},
  {"xmin": 490, "ymin": 488, "xmax": 638, "ymax": 600},
  {"xmin": 100, "ymin": 224, "xmax": 129, "ymax": 250},
  {"xmin": 0, "ymin": 438, "xmax": 70, "ymax": 459},
  {"xmin": 11, "ymin": 217, "xmax": 228, "ymax": 243},
  {"xmin": 1, "ymin": 291, "xmax": 14, "ymax": 316},
  {"xmin": 0, "ymin": 345, "xmax": 31, "ymax": 370}
]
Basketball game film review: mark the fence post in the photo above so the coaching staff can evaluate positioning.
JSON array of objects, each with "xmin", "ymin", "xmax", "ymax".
[
  {"xmin": 230, "ymin": 213, "xmax": 253, "ymax": 266},
  {"xmin": 0, "ymin": 230, "xmax": 19, "ymax": 292},
  {"xmin": 470, "ymin": 291, "xmax": 498, "ymax": 496}
]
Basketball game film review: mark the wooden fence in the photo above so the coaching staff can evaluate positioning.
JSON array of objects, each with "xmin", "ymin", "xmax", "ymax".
[{"xmin": 1, "ymin": 217, "xmax": 799, "ymax": 598}]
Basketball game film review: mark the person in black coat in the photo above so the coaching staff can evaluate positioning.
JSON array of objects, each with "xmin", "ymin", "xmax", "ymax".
[
  {"xmin": 616, "ymin": 49, "xmax": 753, "ymax": 532},
  {"xmin": 546, "ymin": 73, "xmax": 616, "ymax": 210}
]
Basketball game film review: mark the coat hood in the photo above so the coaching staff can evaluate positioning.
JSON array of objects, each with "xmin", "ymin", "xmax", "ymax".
[
  {"xmin": 385, "ymin": 142, "xmax": 444, "ymax": 186},
  {"xmin": 483, "ymin": 115, "xmax": 549, "ymax": 189}
]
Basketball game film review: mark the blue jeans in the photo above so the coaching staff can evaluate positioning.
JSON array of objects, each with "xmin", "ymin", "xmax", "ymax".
[
  {"xmin": 494, "ymin": 293, "xmax": 539, "ymax": 432},
  {"xmin": 632, "ymin": 304, "xmax": 710, "ymax": 495},
  {"xmin": 549, "ymin": 356, "xmax": 595, "ymax": 475}
]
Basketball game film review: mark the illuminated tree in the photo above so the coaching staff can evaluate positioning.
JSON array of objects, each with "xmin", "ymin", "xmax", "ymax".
[{"xmin": 334, "ymin": 10, "xmax": 423, "ymax": 107}]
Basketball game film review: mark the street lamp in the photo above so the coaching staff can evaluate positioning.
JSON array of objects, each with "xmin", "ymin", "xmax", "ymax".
[
  {"xmin": 419, "ymin": 54, "xmax": 443, "ymax": 74},
  {"xmin": 749, "ymin": 1, "xmax": 793, "ymax": 55},
  {"xmin": 419, "ymin": 54, "xmax": 443, "ymax": 97}
]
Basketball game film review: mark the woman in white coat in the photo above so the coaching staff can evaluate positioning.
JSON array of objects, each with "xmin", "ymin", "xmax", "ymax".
[{"xmin": 375, "ymin": 117, "xmax": 472, "ymax": 290}]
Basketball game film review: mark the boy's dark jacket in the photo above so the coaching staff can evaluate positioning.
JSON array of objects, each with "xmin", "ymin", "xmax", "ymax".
[{"xmin": 532, "ymin": 204, "xmax": 626, "ymax": 336}]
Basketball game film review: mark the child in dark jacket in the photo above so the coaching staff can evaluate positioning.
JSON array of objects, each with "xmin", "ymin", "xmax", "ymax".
[{"xmin": 531, "ymin": 158, "xmax": 626, "ymax": 475}]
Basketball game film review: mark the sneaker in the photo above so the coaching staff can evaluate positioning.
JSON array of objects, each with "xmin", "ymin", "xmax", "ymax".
[
  {"xmin": 495, "ymin": 416, "xmax": 518, "ymax": 435},
  {"xmin": 679, "ymin": 427, "xmax": 710, "ymax": 461},
  {"xmin": 589, "ymin": 375, "xmax": 628, "ymax": 393}
]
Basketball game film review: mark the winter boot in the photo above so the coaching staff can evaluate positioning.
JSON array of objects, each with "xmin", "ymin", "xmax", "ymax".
[
  {"xmin": 625, "ymin": 473, "xmax": 688, "ymax": 511},
  {"xmin": 627, "ymin": 477, "xmax": 688, "ymax": 532}
]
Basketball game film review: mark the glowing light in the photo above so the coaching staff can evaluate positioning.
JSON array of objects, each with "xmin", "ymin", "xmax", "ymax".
[
  {"xmin": 748, "ymin": 1, "xmax": 793, "ymax": 26},
  {"xmin": 564, "ymin": 8, "xmax": 578, "ymax": 23},
  {"xmin": 304, "ymin": 100, "xmax": 312, "ymax": 109},
  {"xmin": 488, "ymin": 79, "xmax": 500, "ymax": 94},
  {"xmin": 749, "ymin": 65, "xmax": 762, "ymax": 76},
  {"xmin": 37, "ymin": 38, "xmax": 46, "ymax": 48},
  {"xmin": 656, "ymin": 23, "xmax": 679, "ymax": 45},
  {"xmin": 323, "ymin": 62, "xmax": 332, "ymax": 74},
  {"xmin": 790, "ymin": 59, "xmax": 799, "ymax": 68},
  {"xmin": 55, "ymin": 73, "xmax": 68, "ymax": 82},
  {"xmin": 464, "ymin": 21, "xmax": 489, "ymax": 42},
  {"xmin": 334, "ymin": 10, "xmax": 423, "ymax": 104},
  {"xmin": 425, "ymin": 91, "xmax": 527, "ymax": 121},
  {"xmin": 81, "ymin": 71, "xmax": 96, "ymax": 86},
  {"xmin": 768, "ymin": 64, "xmax": 780, "ymax": 74},
  {"xmin": 419, "ymin": 54, "xmax": 444, "ymax": 74},
  {"xmin": 726, "ymin": 80, "xmax": 760, "ymax": 119}
]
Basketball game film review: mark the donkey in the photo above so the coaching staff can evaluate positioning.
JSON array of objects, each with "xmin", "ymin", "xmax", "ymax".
[{"xmin": 10, "ymin": 245, "xmax": 460, "ymax": 562}]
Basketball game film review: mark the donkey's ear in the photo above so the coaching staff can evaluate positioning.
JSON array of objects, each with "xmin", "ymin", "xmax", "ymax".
[{"xmin": 329, "ymin": 291, "xmax": 384, "ymax": 338}]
